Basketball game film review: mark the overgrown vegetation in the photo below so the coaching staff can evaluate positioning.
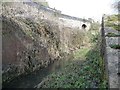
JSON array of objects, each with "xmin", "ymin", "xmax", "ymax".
[
  {"xmin": 106, "ymin": 32, "xmax": 120, "ymax": 37},
  {"xmin": 38, "ymin": 47, "xmax": 108, "ymax": 88},
  {"xmin": 105, "ymin": 14, "xmax": 120, "ymax": 31},
  {"xmin": 109, "ymin": 44, "xmax": 120, "ymax": 49},
  {"xmin": 37, "ymin": 32, "xmax": 108, "ymax": 88}
]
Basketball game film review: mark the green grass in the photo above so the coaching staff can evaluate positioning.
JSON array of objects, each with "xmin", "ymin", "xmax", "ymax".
[
  {"xmin": 106, "ymin": 33, "xmax": 120, "ymax": 37},
  {"xmin": 109, "ymin": 44, "xmax": 120, "ymax": 49},
  {"xmin": 73, "ymin": 48, "xmax": 90, "ymax": 60}
]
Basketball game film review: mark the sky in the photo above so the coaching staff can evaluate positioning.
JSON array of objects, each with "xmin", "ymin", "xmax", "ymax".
[{"xmin": 46, "ymin": 0, "xmax": 118, "ymax": 21}]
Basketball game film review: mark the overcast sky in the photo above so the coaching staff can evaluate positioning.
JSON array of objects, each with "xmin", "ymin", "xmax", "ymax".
[{"xmin": 46, "ymin": 0, "xmax": 117, "ymax": 21}]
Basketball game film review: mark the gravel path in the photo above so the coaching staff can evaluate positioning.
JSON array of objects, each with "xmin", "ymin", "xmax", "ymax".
[{"xmin": 104, "ymin": 27, "xmax": 120, "ymax": 88}]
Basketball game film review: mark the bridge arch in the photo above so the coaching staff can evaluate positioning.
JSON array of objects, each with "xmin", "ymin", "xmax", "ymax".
[{"xmin": 82, "ymin": 24, "xmax": 87, "ymax": 29}]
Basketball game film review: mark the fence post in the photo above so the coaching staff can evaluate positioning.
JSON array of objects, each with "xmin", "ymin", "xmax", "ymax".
[
  {"xmin": 100, "ymin": 15, "xmax": 110, "ymax": 88},
  {"xmin": 100, "ymin": 16, "xmax": 105, "ymax": 57}
]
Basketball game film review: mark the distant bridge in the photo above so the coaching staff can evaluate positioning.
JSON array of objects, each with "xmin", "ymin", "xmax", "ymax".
[{"xmin": 24, "ymin": 2, "xmax": 91, "ymax": 31}]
